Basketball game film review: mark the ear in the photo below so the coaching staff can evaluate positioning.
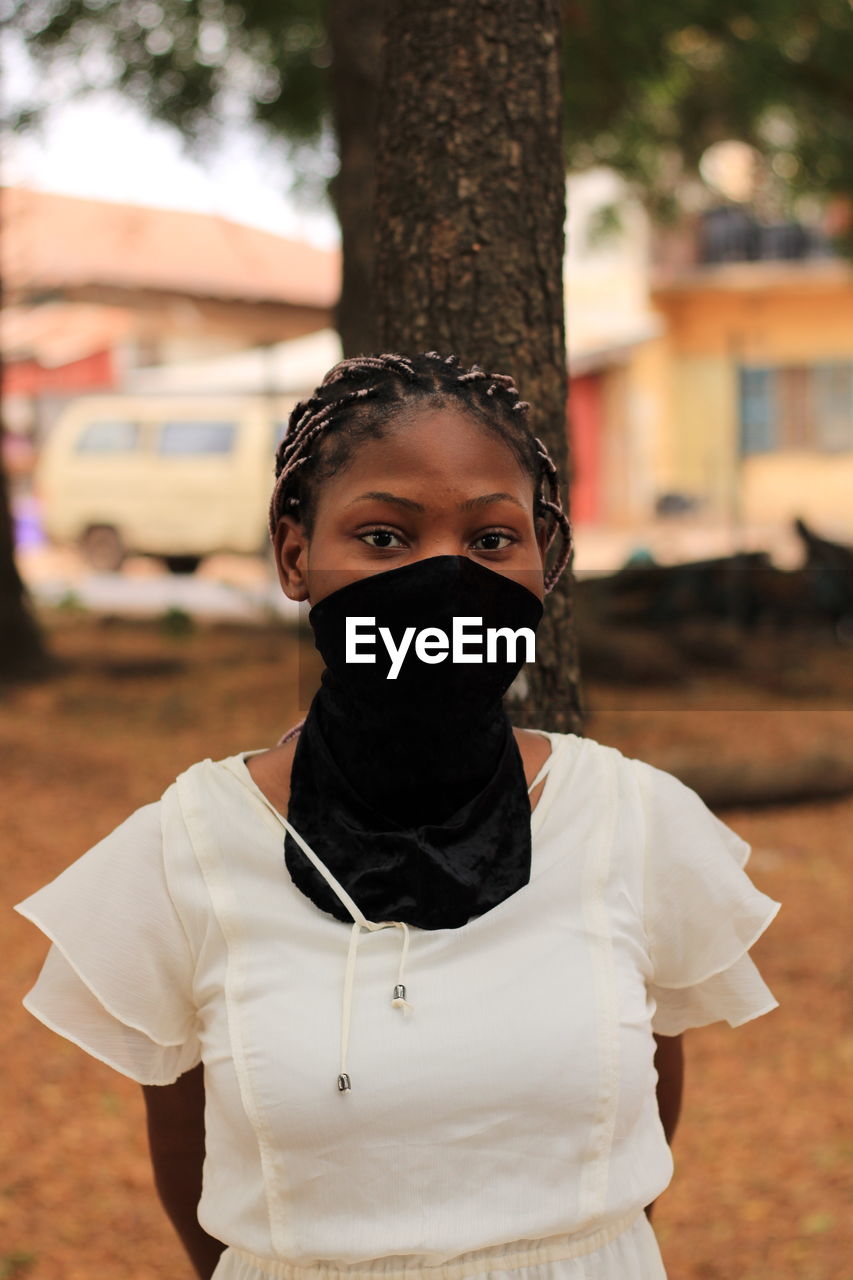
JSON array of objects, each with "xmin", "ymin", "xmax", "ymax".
[{"xmin": 273, "ymin": 515, "xmax": 310, "ymax": 602}]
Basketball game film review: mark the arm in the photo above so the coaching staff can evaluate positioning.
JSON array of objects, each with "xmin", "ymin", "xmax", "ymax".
[
  {"xmin": 645, "ymin": 1032, "xmax": 684, "ymax": 1221},
  {"xmin": 142, "ymin": 1064, "xmax": 226, "ymax": 1279}
]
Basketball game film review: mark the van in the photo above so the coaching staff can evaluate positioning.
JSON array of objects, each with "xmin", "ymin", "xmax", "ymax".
[{"xmin": 37, "ymin": 394, "xmax": 297, "ymax": 572}]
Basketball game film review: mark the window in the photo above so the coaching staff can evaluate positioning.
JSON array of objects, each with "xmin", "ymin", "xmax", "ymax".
[
  {"xmin": 815, "ymin": 364, "xmax": 853, "ymax": 452},
  {"xmin": 158, "ymin": 421, "xmax": 236, "ymax": 456},
  {"xmin": 777, "ymin": 367, "xmax": 811, "ymax": 449},
  {"xmin": 74, "ymin": 421, "xmax": 139, "ymax": 454},
  {"xmin": 738, "ymin": 364, "xmax": 853, "ymax": 454},
  {"xmin": 739, "ymin": 368, "xmax": 774, "ymax": 454}
]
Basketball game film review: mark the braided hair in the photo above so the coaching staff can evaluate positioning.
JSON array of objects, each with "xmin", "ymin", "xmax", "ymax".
[{"xmin": 269, "ymin": 351, "xmax": 572, "ymax": 593}]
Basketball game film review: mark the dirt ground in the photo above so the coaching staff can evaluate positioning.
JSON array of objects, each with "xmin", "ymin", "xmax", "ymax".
[{"xmin": 1, "ymin": 612, "xmax": 851, "ymax": 1280}]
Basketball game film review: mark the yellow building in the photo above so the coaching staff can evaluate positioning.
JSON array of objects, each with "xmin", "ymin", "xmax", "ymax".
[
  {"xmin": 564, "ymin": 175, "xmax": 853, "ymax": 550},
  {"xmin": 649, "ymin": 258, "xmax": 853, "ymax": 542}
]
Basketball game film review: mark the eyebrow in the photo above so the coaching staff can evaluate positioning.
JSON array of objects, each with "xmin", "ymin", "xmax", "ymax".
[
  {"xmin": 347, "ymin": 490, "xmax": 526, "ymax": 513},
  {"xmin": 459, "ymin": 492, "xmax": 526, "ymax": 512},
  {"xmin": 347, "ymin": 491, "xmax": 425, "ymax": 512}
]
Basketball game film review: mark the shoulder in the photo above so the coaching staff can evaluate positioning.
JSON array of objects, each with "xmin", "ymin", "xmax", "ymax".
[
  {"xmin": 171, "ymin": 744, "xmax": 296, "ymax": 824},
  {"xmin": 515, "ymin": 728, "xmax": 634, "ymax": 780},
  {"xmin": 66, "ymin": 800, "xmax": 167, "ymax": 881},
  {"xmin": 522, "ymin": 733, "xmax": 705, "ymax": 850},
  {"xmin": 511, "ymin": 726, "xmax": 552, "ymax": 782},
  {"xmin": 242, "ymin": 740, "xmax": 297, "ymax": 816},
  {"xmin": 15, "ymin": 798, "xmax": 173, "ymax": 944},
  {"xmin": 540, "ymin": 736, "xmax": 740, "ymax": 847},
  {"xmin": 533, "ymin": 733, "xmax": 701, "ymax": 797}
]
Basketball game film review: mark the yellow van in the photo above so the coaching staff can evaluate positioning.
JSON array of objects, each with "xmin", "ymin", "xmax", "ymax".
[{"xmin": 38, "ymin": 394, "xmax": 297, "ymax": 572}]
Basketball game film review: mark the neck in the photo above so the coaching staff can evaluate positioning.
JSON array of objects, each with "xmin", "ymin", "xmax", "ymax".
[{"xmin": 309, "ymin": 670, "xmax": 511, "ymax": 826}]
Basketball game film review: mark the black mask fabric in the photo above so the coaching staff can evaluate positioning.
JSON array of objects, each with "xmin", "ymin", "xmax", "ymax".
[{"xmin": 284, "ymin": 556, "xmax": 544, "ymax": 930}]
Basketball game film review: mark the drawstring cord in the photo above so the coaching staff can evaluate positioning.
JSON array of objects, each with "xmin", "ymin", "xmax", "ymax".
[
  {"xmin": 338, "ymin": 918, "xmax": 412, "ymax": 1093},
  {"xmin": 283, "ymin": 816, "xmax": 414, "ymax": 1094},
  {"xmin": 280, "ymin": 736, "xmax": 553, "ymax": 1094},
  {"xmin": 392, "ymin": 921, "xmax": 413, "ymax": 1012}
]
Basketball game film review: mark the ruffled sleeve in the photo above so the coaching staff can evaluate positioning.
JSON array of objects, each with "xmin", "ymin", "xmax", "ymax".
[
  {"xmin": 635, "ymin": 759, "xmax": 781, "ymax": 1037},
  {"xmin": 14, "ymin": 802, "xmax": 201, "ymax": 1086}
]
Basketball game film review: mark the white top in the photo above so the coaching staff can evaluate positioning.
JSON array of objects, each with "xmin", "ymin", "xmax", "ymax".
[{"xmin": 15, "ymin": 732, "xmax": 780, "ymax": 1280}]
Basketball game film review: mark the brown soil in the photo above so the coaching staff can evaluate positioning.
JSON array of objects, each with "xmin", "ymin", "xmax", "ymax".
[{"xmin": 1, "ymin": 614, "xmax": 851, "ymax": 1279}]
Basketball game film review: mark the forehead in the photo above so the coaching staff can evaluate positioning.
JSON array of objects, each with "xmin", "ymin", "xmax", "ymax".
[{"xmin": 326, "ymin": 405, "xmax": 534, "ymax": 494}]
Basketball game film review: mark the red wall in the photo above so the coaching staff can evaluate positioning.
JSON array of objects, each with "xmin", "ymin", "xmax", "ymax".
[
  {"xmin": 3, "ymin": 348, "xmax": 116, "ymax": 395},
  {"xmin": 567, "ymin": 372, "xmax": 602, "ymax": 523}
]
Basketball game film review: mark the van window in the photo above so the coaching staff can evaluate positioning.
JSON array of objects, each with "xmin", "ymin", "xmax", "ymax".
[
  {"xmin": 158, "ymin": 421, "xmax": 236, "ymax": 456},
  {"xmin": 75, "ymin": 421, "xmax": 140, "ymax": 454}
]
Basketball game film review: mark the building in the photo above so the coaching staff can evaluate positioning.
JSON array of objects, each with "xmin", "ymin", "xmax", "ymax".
[
  {"xmin": 650, "ymin": 253, "xmax": 853, "ymax": 541},
  {"xmin": 7, "ymin": 180, "xmax": 853, "ymax": 560},
  {"xmin": 1, "ymin": 186, "xmax": 339, "ymax": 438},
  {"xmin": 564, "ymin": 175, "xmax": 853, "ymax": 548}
]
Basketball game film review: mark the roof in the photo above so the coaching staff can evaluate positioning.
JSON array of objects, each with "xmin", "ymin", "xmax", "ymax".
[
  {"xmin": 2, "ymin": 302, "xmax": 132, "ymax": 367},
  {"xmin": 568, "ymin": 319, "xmax": 664, "ymax": 376},
  {"xmin": 1, "ymin": 186, "xmax": 340, "ymax": 309},
  {"xmin": 125, "ymin": 328, "xmax": 343, "ymax": 394}
]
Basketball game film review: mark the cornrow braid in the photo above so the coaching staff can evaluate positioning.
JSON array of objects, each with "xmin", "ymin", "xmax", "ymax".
[
  {"xmin": 321, "ymin": 353, "xmax": 420, "ymax": 386},
  {"xmin": 269, "ymin": 352, "xmax": 572, "ymax": 593},
  {"xmin": 533, "ymin": 435, "xmax": 573, "ymax": 592},
  {"xmin": 268, "ymin": 384, "xmax": 382, "ymax": 534}
]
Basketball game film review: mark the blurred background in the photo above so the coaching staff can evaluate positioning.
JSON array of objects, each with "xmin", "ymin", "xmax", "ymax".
[
  {"xmin": 1, "ymin": 3, "xmax": 852, "ymax": 1278},
  {"xmin": 3, "ymin": 3, "xmax": 853, "ymax": 603}
]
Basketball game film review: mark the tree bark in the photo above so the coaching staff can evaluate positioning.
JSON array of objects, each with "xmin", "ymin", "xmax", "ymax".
[
  {"xmin": 327, "ymin": 0, "xmax": 387, "ymax": 358},
  {"xmin": 373, "ymin": 0, "xmax": 581, "ymax": 732}
]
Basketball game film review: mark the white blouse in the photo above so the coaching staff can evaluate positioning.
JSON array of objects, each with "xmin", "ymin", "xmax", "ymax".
[{"xmin": 15, "ymin": 732, "xmax": 780, "ymax": 1280}]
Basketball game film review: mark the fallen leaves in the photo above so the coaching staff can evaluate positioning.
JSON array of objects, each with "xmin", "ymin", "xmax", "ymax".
[{"xmin": 1, "ymin": 614, "xmax": 850, "ymax": 1278}]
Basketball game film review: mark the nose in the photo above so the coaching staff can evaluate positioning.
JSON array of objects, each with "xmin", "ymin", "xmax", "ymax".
[{"xmin": 409, "ymin": 540, "xmax": 469, "ymax": 562}]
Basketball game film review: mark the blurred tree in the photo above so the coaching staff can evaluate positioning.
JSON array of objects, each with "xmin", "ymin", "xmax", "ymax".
[
  {"xmin": 326, "ymin": 0, "xmax": 385, "ymax": 354},
  {"xmin": 6, "ymin": 0, "xmax": 387, "ymax": 353},
  {"xmin": 4, "ymin": 0, "xmax": 851, "ymax": 685},
  {"xmin": 559, "ymin": 0, "xmax": 853, "ymax": 230},
  {"xmin": 0, "ymin": 325, "xmax": 48, "ymax": 679},
  {"xmin": 0, "ymin": 446, "xmax": 48, "ymax": 680},
  {"xmin": 7, "ymin": 0, "xmax": 853, "ymax": 317},
  {"xmin": 372, "ymin": 0, "xmax": 580, "ymax": 732}
]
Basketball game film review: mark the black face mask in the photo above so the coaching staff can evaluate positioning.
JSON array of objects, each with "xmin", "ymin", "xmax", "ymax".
[{"xmin": 284, "ymin": 556, "xmax": 544, "ymax": 929}]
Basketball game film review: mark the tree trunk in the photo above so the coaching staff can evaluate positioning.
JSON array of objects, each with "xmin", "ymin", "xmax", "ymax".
[
  {"xmin": 327, "ymin": 0, "xmax": 387, "ymax": 358},
  {"xmin": 0, "ymin": 261, "xmax": 49, "ymax": 681},
  {"xmin": 0, "ymin": 424, "xmax": 49, "ymax": 682},
  {"xmin": 373, "ymin": 0, "xmax": 581, "ymax": 733}
]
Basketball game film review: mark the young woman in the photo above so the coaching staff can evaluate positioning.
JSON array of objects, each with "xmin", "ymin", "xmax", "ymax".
[{"xmin": 16, "ymin": 352, "xmax": 780, "ymax": 1280}]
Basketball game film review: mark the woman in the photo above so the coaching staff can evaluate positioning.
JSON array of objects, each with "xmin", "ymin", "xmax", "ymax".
[{"xmin": 16, "ymin": 352, "xmax": 781, "ymax": 1279}]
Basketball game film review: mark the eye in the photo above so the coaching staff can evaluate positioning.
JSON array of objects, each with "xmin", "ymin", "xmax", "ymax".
[
  {"xmin": 472, "ymin": 530, "xmax": 516, "ymax": 551},
  {"xmin": 359, "ymin": 527, "xmax": 406, "ymax": 549}
]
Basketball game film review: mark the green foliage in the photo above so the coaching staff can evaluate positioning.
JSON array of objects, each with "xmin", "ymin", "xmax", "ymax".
[
  {"xmin": 7, "ymin": 0, "xmax": 853, "ymax": 210},
  {"xmin": 55, "ymin": 588, "xmax": 86, "ymax": 613},
  {"xmin": 583, "ymin": 201, "xmax": 624, "ymax": 248},
  {"xmin": 561, "ymin": 0, "xmax": 853, "ymax": 215},
  {"xmin": 159, "ymin": 605, "xmax": 195, "ymax": 637},
  {"xmin": 7, "ymin": 0, "xmax": 329, "ymax": 147}
]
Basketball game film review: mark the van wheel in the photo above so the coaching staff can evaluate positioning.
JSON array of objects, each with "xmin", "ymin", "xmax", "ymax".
[
  {"xmin": 164, "ymin": 555, "xmax": 203, "ymax": 575},
  {"xmin": 81, "ymin": 525, "xmax": 125, "ymax": 573}
]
